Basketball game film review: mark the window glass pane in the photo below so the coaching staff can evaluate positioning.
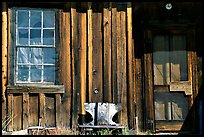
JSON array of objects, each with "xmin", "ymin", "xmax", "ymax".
[
  {"xmin": 31, "ymin": 65, "xmax": 42, "ymax": 82},
  {"xmin": 43, "ymin": 48, "xmax": 55, "ymax": 64},
  {"xmin": 170, "ymin": 35, "xmax": 188, "ymax": 81},
  {"xmin": 153, "ymin": 35, "xmax": 170, "ymax": 85},
  {"xmin": 43, "ymin": 11, "xmax": 55, "ymax": 28},
  {"xmin": 17, "ymin": 65, "xmax": 29, "ymax": 81},
  {"xmin": 30, "ymin": 48, "xmax": 42, "ymax": 64},
  {"xmin": 43, "ymin": 29, "xmax": 54, "ymax": 45},
  {"xmin": 17, "ymin": 48, "xmax": 30, "ymax": 63},
  {"xmin": 18, "ymin": 29, "xmax": 28, "ymax": 45},
  {"xmin": 17, "ymin": 11, "xmax": 29, "ymax": 27},
  {"xmin": 30, "ymin": 29, "xmax": 41, "ymax": 45},
  {"xmin": 30, "ymin": 11, "xmax": 42, "ymax": 28},
  {"xmin": 44, "ymin": 66, "xmax": 55, "ymax": 82}
]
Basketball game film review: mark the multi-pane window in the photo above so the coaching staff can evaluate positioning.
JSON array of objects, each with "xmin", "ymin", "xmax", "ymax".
[{"xmin": 15, "ymin": 8, "xmax": 56, "ymax": 84}]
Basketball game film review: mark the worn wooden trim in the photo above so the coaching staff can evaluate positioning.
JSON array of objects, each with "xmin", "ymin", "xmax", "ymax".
[
  {"xmin": 154, "ymin": 85, "xmax": 169, "ymax": 92},
  {"xmin": 170, "ymin": 81, "xmax": 192, "ymax": 95},
  {"xmin": 2, "ymin": 2, "xmax": 7, "ymax": 101},
  {"xmin": 155, "ymin": 121, "xmax": 183, "ymax": 132},
  {"xmin": 6, "ymin": 85, "xmax": 65, "ymax": 94}
]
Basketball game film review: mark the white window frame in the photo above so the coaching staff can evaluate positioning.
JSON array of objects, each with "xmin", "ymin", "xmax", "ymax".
[{"xmin": 12, "ymin": 7, "xmax": 59, "ymax": 85}]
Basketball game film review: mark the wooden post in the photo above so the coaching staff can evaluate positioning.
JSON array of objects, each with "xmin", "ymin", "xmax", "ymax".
[
  {"xmin": 88, "ymin": 2, "xmax": 93, "ymax": 102},
  {"xmin": 80, "ymin": 12, "xmax": 87, "ymax": 123},
  {"xmin": 2, "ymin": 2, "xmax": 7, "ymax": 102},
  {"xmin": 127, "ymin": 2, "xmax": 134, "ymax": 129}
]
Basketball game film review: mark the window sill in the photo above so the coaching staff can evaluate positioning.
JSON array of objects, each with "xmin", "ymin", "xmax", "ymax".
[{"xmin": 6, "ymin": 85, "xmax": 65, "ymax": 94}]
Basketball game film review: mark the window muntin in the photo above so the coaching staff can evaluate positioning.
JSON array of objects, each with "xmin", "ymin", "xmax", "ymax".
[{"xmin": 15, "ymin": 8, "xmax": 56, "ymax": 84}]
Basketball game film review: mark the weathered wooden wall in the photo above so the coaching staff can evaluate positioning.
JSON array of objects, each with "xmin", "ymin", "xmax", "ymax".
[
  {"xmin": 2, "ymin": 2, "xmax": 202, "ymax": 134},
  {"xmin": 2, "ymin": 2, "xmax": 136, "ymax": 131}
]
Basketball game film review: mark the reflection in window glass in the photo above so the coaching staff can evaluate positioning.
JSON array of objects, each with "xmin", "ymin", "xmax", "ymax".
[
  {"xmin": 30, "ymin": 29, "xmax": 41, "ymax": 45},
  {"xmin": 43, "ymin": 48, "xmax": 55, "ymax": 64},
  {"xmin": 43, "ymin": 11, "xmax": 55, "ymax": 28},
  {"xmin": 18, "ymin": 11, "xmax": 29, "ymax": 27},
  {"xmin": 31, "ymin": 48, "xmax": 42, "ymax": 64},
  {"xmin": 31, "ymin": 66, "xmax": 42, "ymax": 82},
  {"xmin": 30, "ymin": 11, "xmax": 41, "ymax": 27},
  {"xmin": 17, "ymin": 48, "xmax": 30, "ymax": 63},
  {"xmin": 17, "ymin": 65, "xmax": 29, "ymax": 81},
  {"xmin": 43, "ymin": 29, "xmax": 54, "ymax": 45},
  {"xmin": 44, "ymin": 66, "xmax": 55, "ymax": 82},
  {"xmin": 18, "ymin": 29, "xmax": 28, "ymax": 45}
]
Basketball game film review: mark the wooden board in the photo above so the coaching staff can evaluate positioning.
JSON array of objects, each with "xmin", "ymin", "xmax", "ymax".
[
  {"xmin": 92, "ymin": 3, "xmax": 103, "ymax": 102},
  {"xmin": 103, "ymin": 3, "xmax": 112, "ymax": 102},
  {"xmin": 71, "ymin": 3, "xmax": 80, "ymax": 129},
  {"xmin": 88, "ymin": 3, "xmax": 93, "ymax": 102},
  {"xmin": 29, "ymin": 94, "xmax": 39, "ymax": 127},
  {"xmin": 120, "ymin": 7, "xmax": 128, "ymax": 126},
  {"xmin": 13, "ymin": 94, "xmax": 22, "ymax": 131},
  {"xmin": 45, "ymin": 94, "xmax": 55, "ymax": 127},
  {"xmin": 60, "ymin": 3, "xmax": 72, "ymax": 128},
  {"xmin": 23, "ymin": 93, "xmax": 29, "ymax": 129},
  {"xmin": 111, "ymin": 4, "xmax": 118, "ymax": 103}
]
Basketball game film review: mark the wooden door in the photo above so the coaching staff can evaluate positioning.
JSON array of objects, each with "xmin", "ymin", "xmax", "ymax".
[{"xmin": 144, "ymin": 28, "xmax": 195, "ymax": 133}]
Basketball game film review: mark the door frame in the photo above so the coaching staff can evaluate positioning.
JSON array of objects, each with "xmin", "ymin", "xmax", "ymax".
[{"xmin": 143, "ymin": 25, "xmax": 198, "ymax": 133}]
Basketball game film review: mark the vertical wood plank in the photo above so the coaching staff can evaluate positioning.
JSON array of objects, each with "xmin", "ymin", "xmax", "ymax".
[
  {"xmin": 71, "ymin": 2, "xmax": 80, "ymax": 129},
  {"xmin": 23, "ymin": 93, "xmax": 29, "ymax": 129},
  {"xmin": 55, "ymin": 94, "xmax": 61, "ymax": 128},
  {"xmin": 120, "ymin": 7, "xmax": 128, "ymax": 126},
  {"xmin": 60, "ymin": 3, "xmax": 72, "ymax": 128},
  {"xmin": 116, "ymin": 9, "xmax": 121, "ymax": 103},
  {"xmin": 144, "ymin": 30, "xmax": 155, "ymax": 131},
  {"xmin": 29, "ymin": 94, "xmax": 39, "ymax": 127},
  {"xmin": 2, "ymin": 2, "xmax": 7, "ymax": 102},
  {"xmin": 103, "ymin": 2, "xmax": 112, "ymax": 102},
  {"xmin": 127, "ymin": 2, "xmax": 134, "ymax": 128},
  {"xmin": 92, "ymin": 3, "xmax": 103, "ymax": 102},
  {"xmin": 88, "ymin": 3, "xmax": 93, "ymax": 102},
  {"xmin": 45, "ymin": 94, "xmax": 55, "ymax": 127},
  {"xmin": 39, "ymin": 93, "xmax": 45, "ymax": 127},
  {"xmin": 80, "ymin": 12, "xmax": 87, "ymax": 115},
  {"xmin": 13, "ymin": 94, "xmax": 22, "ymax": 131},
  {"xmin": 111, "ymin": 4, "xmax": 118, "ymax": 103},
  {"xmin": 7, "ymin": 94, "xmax": 13, "ymax": 131},
  {"xmin": 134, "ymin": 25, "xmax": 143, "ymax": 130}
]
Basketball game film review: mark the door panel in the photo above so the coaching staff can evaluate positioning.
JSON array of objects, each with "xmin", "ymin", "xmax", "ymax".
[{"xmin": 152, "ymin": 30, "xmax": 192, "ymax": 132}]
